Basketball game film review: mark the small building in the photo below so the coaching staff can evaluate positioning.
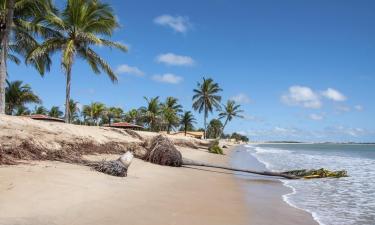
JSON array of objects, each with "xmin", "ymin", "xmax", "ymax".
[
  {"xmin": 105, "ymin": 122, "xmax": 143, "ymax": 130},
  {"xmin": 27, "ymin": 114, "xmax": 65, "ymax": 123},
  {"xmin": 170, "ymin": 131, "xmax": 204, "ymax": 139}
]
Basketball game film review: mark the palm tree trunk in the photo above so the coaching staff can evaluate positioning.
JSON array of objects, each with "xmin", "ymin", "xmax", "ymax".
[
  {"xmin": 64, "ymin": 70, "xmax": 71, "ymax": 123},
  {"xmin": 217, "ymin": 118, "xmax": 229, "ymax": 140},
  {"xmin": 184, "ymin": 126, "xmax": 187, "ymax": 136},
  {"xmin": 182, "ymin": 158, "xmax": 298, "ymax": 179},
  {"xmin": 203, "ymin": 111, "xmax": 207, "ymax": 139},
  {"xmin": 0, "ymin": 0, "xmax": 15, "ymax": 114}
]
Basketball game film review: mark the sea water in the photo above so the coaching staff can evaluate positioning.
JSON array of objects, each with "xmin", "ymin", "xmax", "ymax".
[{"xmin": 243, "ymin": 144, "xmax": 375, "ymax": 225}]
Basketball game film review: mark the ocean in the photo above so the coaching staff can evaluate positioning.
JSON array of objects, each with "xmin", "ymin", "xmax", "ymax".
[{"xmin": 238, "ymin": 143, "xmax": 375, "ymax": 225}]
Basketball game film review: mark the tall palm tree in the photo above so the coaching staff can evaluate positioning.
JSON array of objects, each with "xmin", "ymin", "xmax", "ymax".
[
  {"xmin": 0, "ymin": 0, "xmax": 55, "ymax": 114},
  {"xmin": 162, "ymin": 97, "xmax": 182, "ymax": 134},
  {"xmin": 5, "ymin": 80, "xmax": 41, "ymax": 115},
  {"xmin": 27, "ymin": 0, "xmax": 127, "ymax": 123},
  {"xmin": 48, "ymin": 106, "xmax": 63, "ymax": 118},
  {"xmin": 218, "ymin": 100, "xmax": 244, "ymax": 138},
  {"xmin": 68, "ymin": 99, "xmax": 80, "ymax": 123},
  {"xmin": 192, "ymin": 77, "xmax": 222, "ymax": 138},
  {"xmin": 180, "ymin": 111, "xmax": 196, "ymax": 136},
  {"xmin": 139, "ymin": 96, "xmax": 161, "ymax": 131}
]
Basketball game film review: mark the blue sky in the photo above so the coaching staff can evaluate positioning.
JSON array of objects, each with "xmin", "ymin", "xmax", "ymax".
[{"xmin": 8, "ymin": 0, "xmax": 375, "ymax": 142}]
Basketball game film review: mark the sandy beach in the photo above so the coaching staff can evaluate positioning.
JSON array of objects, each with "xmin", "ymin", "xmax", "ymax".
[
  {"xmin": 0, "ymin": 146, "xmax": 248, "ymax": 225},
  {"xmin": 0, "ymin": 116, "xmax": 319, "ymax": 225}
]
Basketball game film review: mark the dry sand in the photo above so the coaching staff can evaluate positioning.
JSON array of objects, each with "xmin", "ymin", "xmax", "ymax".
[{"xmin": 0, "ymin": 147, "xmax": 249, "ymax": 225}]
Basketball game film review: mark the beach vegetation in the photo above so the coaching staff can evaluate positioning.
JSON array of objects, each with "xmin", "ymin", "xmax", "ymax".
[
  {"xmin": 32, "ymin": 105, "xmax": 47, "ymax": 115},
  {"xmin": 0, "ymin": 0, "xmax": 55, "ymax": 114},
  {"xmin": 5, "ymin": 80, "xmax": 41, "ymax": 115},
  {"xmin": 218, "ymin": 100, "xmax": 244, "ymax": 138},
  {"xmin": 192, "ymin": 77, "xmax": 222, "ymax": 139},
  {"xmin": 180, "ymin": 111, "xmax": 196, "ymax": 136},
  {"xmin": 26, "ymin": 0, "xmax": 127, "ymax": 123},
  {"xmin": 48, "ymin": 106, "xmax": 63, "ymax": 118},
  {"xmin": 206, "ymin": 119, "xmax": 223, "ymax": 139}
]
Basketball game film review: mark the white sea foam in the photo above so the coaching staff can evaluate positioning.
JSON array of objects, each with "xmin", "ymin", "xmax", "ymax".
[{"xmin": 248, "ymin": 144, "xmax": 375, "ymax": 225}]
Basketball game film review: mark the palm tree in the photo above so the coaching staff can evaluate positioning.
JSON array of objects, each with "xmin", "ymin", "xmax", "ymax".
[
  {"xmin": 192, "ymin": 77, "xmax": 222, "ymax": 139},
  {"xmin": 48, "ymin": 106, "xmax": 63, "ymax": 118},
  {"xmin": 218, "ymin": 100, "xmax": 244, "ymax": 138},
  {"xmin": 68, "ymin": 99, "xmax": 80, "ymax": 123},
  {"xmin": 0, "ymin": 0, "xmax": 55, "ymax": 114},
  {"xmin": 33, "ymin": 105, "xmax": 47, "ymax": 115},
  {"xmin": 90, "ymin": 102, "xmax": 106, "ymax": 126},
  {"xmin": 125, "ymin": 109, "xmax": 140, "ymax": 124},
  {"xmin": 105, "ymin": 106, "xmax": 123, "ymax": 125},
  {"xmin": 162, "ymin": 97, "xmax": 182, "ymax": 134},
  {"xmin": 180, "ymin": 111, "xmax": 196, "ymax": 136},
  {"xmin": 139, "ymin": 97, "xmax": 161, "ymax": 131},
  {"xmin": 5, "ymin": 80, "xmax": 41, "ymax": 115},
  {"xmin": 14, "ymin": 105, "xmax": 30, "ymax": 116},
  {"xmin": 27, "ymin": 0, "xmax": 127, "ymax": 123},
  {"xmin": 81, "ymin": 104, "xmax": 92, "ymax": 125}
]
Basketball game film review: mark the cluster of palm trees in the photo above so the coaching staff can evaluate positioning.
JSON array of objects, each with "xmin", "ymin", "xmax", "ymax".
[
  {"xmin": 0, "ymin": 0, "xmax": 126, "ymax": 123},
  {"xmin": 0, "ymin": 0, "xmax": 245, "ymax": 139}
]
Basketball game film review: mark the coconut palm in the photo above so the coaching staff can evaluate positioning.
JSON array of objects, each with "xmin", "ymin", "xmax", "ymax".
[
  {"xmin": 161, "ymin": 97, "xmax": 182, "ymax": 133},
  {"xmin": 48, "ymin": 106, "xmax": 63, "ymax": 118},
  {"xmin": 68, "ymin": 99, "xmax": 80, "ymax": 123},
  {"xmin": 192, "ymin": 77, "xmax": 222, "ymax": 138},
  {"xmin": 125, "ymin": 109, "xmax": 140, "ymax": 124},
  {"xmin": 26, "ymin": 0, "xmax": 127, "ymax": 123},
  {"xmin": 180, "ymin": 111, "xmax": 196, "ymax": 136},
  {"xmin": 81, "ymin": 104, "xmax": 92, "ymax": 125},
  {"xmin": 5, "ymin": 80, "xmax": 41, "ymax": 115},
  {"xmin": 32, "ymin": 105, "xmax": 47, "ymax": 115},
  {"xmin": 14, "ymin": 105, "xmax": 30, "ymax": 116},
  {"xmin": 90, "ymin": 102, "xmax": 106, "ymax": 126},
  {"xmin": 139, "ymin": 97, "xmax": 161, "ymax": 131},
  {"xmin": 0, "ymin": 0, "xmax": 55, "ymax": 114},
  {"xmin": 218, "ymin": 100, "xmax": 244, "ymax": 137},
  {"xmin": 105, "ymin": 106, "xmax": 123, "ymax": 125}
]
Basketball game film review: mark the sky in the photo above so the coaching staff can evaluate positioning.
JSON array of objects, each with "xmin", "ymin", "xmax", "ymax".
[{"xmin": 8, "ymin": 0, "xmax": 375, "ymax": 142}]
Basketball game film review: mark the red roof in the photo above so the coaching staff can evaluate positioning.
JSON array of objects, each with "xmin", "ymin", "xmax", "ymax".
[
  {"xmin": 107, "ymin": 122, "xmax": 143, "ymax": 129},
  {"xmin": 27, "ymin": 114, "xmax": 65, "ymax": 123}
]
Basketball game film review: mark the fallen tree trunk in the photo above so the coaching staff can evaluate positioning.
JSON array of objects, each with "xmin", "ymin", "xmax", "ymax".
[{"xmin": 182, "ymin": 158, "xmax": 299, "ymax": 179}]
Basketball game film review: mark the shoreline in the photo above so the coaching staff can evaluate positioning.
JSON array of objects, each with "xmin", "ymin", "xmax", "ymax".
[{"xmin": 231, "ymin": 145, "xmax": 319, "ymax": 225}]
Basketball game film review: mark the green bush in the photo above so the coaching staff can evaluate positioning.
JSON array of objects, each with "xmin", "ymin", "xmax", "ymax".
[{"xmin": 209, "ymin": 144, "xmax": 224, "ymax": 155}]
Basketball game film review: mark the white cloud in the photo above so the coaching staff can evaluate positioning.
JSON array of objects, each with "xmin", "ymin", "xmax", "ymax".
[
  {"xmin": 281, "ymin": 86, "xmax": 322, "ymax": 109},
  {"xmin": 309, "ymin": 113, "xmax": 324, "ymax": 121},
  {"xmin": 243, "ymin": 114, "xmax": 263, "ymax": 122},
  {"xmin": 156, "ymin": 53, "xmax": 195, "ymax": 66},
  {"xmin": 153, "ymin": 14, "xmax": 191, "ymax": 33},
  {"xmin": 336, "ymin": 105, "xmax": 351, "ymax": 112},
  {"xmin": 231, "ymin": 93, "xmax": 251, "ymax": 104},
  {"xmin": 354, "ymin": 105, "xmax": 363, "ymax": 111},
  {"xmin": 152, "ymin": 73, "xmax": 183, "ymax": 84},
  {"xmin": 116, "ymin": 64, "xmax": 144, "ymax": 76},
  {"xmin": 321, "ymin": 88, "xmax": 347, "ymax": 101}
]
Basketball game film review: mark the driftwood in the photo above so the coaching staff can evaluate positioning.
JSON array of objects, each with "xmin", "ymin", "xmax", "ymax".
[{"xmin": 87, "ymin": 151, "xmax": 134, "ymax": 177}]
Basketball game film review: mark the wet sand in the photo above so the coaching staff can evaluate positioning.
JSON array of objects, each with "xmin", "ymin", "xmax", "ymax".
[{"xmin": 231, "ymin": 145, "xmax": 319, "ymax": 225}]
